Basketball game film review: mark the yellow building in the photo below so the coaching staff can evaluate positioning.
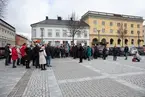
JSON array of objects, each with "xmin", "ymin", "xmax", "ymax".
[{"xmin": 81, "ymin": 11, "xmax": 144, "ymax": 47}]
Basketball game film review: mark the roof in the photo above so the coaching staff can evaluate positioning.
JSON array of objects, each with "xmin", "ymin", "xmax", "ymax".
[
  {"xmin": 31, "ymin": 19, "xmax": 89, "ymax": 27},
  {"xmin": 82, "ymin": 11, "xmax": 144, "ymax": 22},
  {"xmin": 16, "ymin": 34, "xmax": 28, "ymax": 40},
  {"xmin": 0, "ymin": 19, "xmax": 15, "ymax": 29}
]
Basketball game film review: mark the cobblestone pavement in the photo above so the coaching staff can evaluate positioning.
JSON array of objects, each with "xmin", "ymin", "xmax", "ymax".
[
  {"xmin": 0, "ymin": 60, "xmax": 27, "ymax": 97},
  {"xmin": 1, "ymin": 56, "xmax": 145, "ymax": 97}
]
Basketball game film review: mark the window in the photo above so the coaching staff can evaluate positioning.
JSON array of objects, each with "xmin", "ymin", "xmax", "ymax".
[
  {"xmin": 110, "ymin": 22, "xmax": 113, "ymax": 26},
  {"xmin": 93, "ymin": 20, "xmax": 97, "ymax": 25},
  {"xmin": 102, "ymin": 28, "xmax": 105, "ymax": 33},
  {"xmin": 48, "ymin": 29, "xmax": 52, "ymax": 37},
  {"xmin": 2, "ymin": 28, "xmax": 4, "ymax": 32},
  {"xmin": 32, "ymin": 29, "xmax": 36, "ymax": 37},
  {"xmin": 131, "ymin": 31, "xmax": 134, "ymax": 34},
  {"xmin": 117, "ymin": 23, "xmax": 120, "ymax": 27},
  {"xmin": 110, "ymin": 29, "xmax": 113, "ymax": 33},
  {"xmin": 56, "ymin": 29, "xmax": 60, "ymax": 37},
  {"xmin": 84, "ymin": 32, "xmax": 87, "ymax": 37},
  {"xmin": 93, "ymin": 28, "xmax": 97, "ymax": 33},
  {"xmin": 117, "ymin": 30, "xmax": 120, "ymax": 34},
  {"xmin": 118, "ymin": 39, "xmax": 121, "ymax": 45},
  {"xmin": 110, "ymin": 39, "xmax": 114, "ymax": 45},
  {"xmin": 137, "ymin": 24, "xmax": 140, "ymax": 28},
  {"xmin": 131, "ymin": 24, "xmax": 134, "ymax": 28},
  {"xmin": 77, "ymin": 32, "xmax": 81, "ymax": 37},
  {"xmin": 56, "ymin": 32, "xmax": 60, "ymax": 37},
  {"xmin": 102, "ymin": 21, "xmax": 105, "ymax": 26},
  {"xmin": 48, "ymin": 32, "xmax": 52, "ymax": 37},
  {"xmin": 124, "ymin": 23, "xmax": 127, "ymax": 28},
  {"xmin": 137, "ymin": 31, "xmax": 140, "ymax": 34},
  {"xmin": 63, "ymin": 30, "xmax": 67, "ymax": 37},
  {"xmin": 131, "ymin": 39, "xmax": 134, "ymax": 45},
  {"xmin": 124, "ymin": 30, "xmax": 127, "ymax": 34}
]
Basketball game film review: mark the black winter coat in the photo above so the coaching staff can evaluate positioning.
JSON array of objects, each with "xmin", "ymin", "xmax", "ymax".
[
  {"xmin": 113, "ymin": 47, "xmax": 118, "ymax": 56},
  {"xmin": 4, "ymin": 46, "xmax": 10, "ymax": 57}
]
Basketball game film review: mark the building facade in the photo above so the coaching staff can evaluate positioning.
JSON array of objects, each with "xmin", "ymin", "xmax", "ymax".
[
  {"xmin": 143, "ymin": 25, "xmax": 145, "ymax": 45},
  {"xmin": 0, "ymin": 19, "xmax": 16, "ymax": 47},
  {"xmin": 31, "ymin": 17, "xmax": 90, "ymax": 46},
  {"xmin": 82, "ymin": 11, "xmax": 144, "ymax": 47},
  {"xmin": 16, "ymin": 34, "xmax": 28, "ymax": 46}
]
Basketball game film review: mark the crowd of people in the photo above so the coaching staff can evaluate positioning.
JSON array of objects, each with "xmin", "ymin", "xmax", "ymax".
[{"xmin": 4, "ymin": 43, "xmax": 142, "ymax": 70}]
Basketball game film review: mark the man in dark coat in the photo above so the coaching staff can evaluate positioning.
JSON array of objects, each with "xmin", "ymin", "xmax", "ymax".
[
  {"xmin": 73, "ymin": 45, "xmax": 78, "ymax": 59},
  {"xmin": 124, "ymin": 46, "xmax": 129, "ymax": 60},
  {"xmin": 45, "ymin": 44, "xmax": 52, "ymax": 67},
  {"xmin": 113, "ymin": 46, "xmax": 118, "ymax": 61},
  {"xmin": 4, "ymin": 44, "xmax": 11, "ymax": 66},
  {"xmin": 94, "ymin": 45, "xmax": 99, "ymax": 59},
  {"xmin": 78, "ymin": 44, "xmax": 84, "ymax": 63},
  {"xmin": 102, "ymin": 46, "xmax": 107, "ymax": 60},
  {"xmin": 33, "ymin": 44, "xmax": 40, "ymax": 68},
  {"xmin": 25, "ymin": 47, "xmax": 31, "ymax": 69}
]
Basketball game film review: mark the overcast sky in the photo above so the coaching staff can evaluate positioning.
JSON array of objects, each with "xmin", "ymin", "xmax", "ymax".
[{"xmin": 3, "ymin": 0, "xmax": 145, "ymax": 39}]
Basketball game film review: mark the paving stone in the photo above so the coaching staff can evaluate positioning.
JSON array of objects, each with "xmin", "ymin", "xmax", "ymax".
[
  {"xmin": 52, "ymin": 58, "xmax": 102, "ymax": 80},
  {"xmin": 59, "ymin": 78, "xmax": 145, "ymax": 97},
  {"xmin": 119, "ymin": 74, "xmax": 145, "ymax": 89}
]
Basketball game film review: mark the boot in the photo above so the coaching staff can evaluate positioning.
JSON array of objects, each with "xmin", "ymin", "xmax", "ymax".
[
  {"xmin": 44, "ymin": 64, "xmax": 47, "ymax": 70},
  {"xmin": 41, "ymin": 64, "xmax": 44, "ymax": 70}
]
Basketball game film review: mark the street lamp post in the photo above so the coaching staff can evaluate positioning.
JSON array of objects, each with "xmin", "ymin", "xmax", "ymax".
[
  {"xmin": 97, "ymin": 30, "xmax": 100, "ymax": 43},
  {"xmin": 40, "ymin": 28, "xmax": 44, "ymax": 44},
  {"xmin": 137, "ymin": 31, "xmax": 140, "ymax": 47}
]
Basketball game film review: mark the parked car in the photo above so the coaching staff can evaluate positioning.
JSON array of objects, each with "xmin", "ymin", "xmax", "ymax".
[
  {"xmin": 136, "ymin": 47, "xmax": 145, "ymax": 55},
  {"xmin": 0, "ymin": 47, "xmax": 5, "ymax": 59},
  {"xmin": 109, "ymin": 47, "xmax": 124, "ymax": 56},
  {"xmin": 129, "ymin": 47, "xmax": 138, "ymax": 56},
  {"xmin": 98, "ymin": 45, "xmax": 109, "ymax": 57}
]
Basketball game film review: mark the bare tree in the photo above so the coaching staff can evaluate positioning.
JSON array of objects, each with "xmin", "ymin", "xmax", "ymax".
[
  {"xmin": 118, "ymin": 23, "xmax": 127, "ymax": 47},
  {"xmin": 67, "ymin": 12, "xmax": 86, "ymax": 46},
  {"xmin": 0, "ymin": 0, "xmax": 8, "ymax": 18}
]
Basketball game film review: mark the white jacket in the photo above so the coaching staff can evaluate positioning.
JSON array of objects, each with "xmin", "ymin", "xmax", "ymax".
[{"xmin": 39, "ymin": 48, "xmax": 47, "ymax": 65}]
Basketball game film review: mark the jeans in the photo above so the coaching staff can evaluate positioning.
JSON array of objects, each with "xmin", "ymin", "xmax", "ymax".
[{"xmin": 46, "ymin": 56, "xmax": 51, "ymax": 66}]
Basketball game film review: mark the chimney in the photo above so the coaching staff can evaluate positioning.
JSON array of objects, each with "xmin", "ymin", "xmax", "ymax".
[
  {"xmin": 46, "ymin": 16, "xmax": 48, "ymax": 20},
  {"xmin": 57, "ymin": 16, "xmax": 62, "ymax": 20}
]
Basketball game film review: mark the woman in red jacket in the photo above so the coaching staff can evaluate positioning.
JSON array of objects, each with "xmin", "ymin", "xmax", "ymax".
[
  {"xmin": 12, "ymin": 46, "xmax": 18, "ymax": 68},
  {"xmin": 20, "ymin": 43, "xmax": 27, "ymax": 66}
]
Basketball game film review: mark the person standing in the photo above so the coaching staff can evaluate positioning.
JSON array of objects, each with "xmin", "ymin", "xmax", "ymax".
[
  {"xmin": 4, "ymin": 44, "xmax": 11, "ymax": 66},
  {"xmin": 12, "ymin": 46, "xmax": 18, "ymax": 68},
  {"xmin": 87, "ymin": 46, "xmax": 92, "ymax": 61},
  {"xmin": 8, "ymin": 46, "xmax": 12, "ymax": 64},
  {"xmin": 94, "ymin": 45, "xmax": 99, "ymax": 59},
  {"xmin": 78, "ymin": 44, "xmax": 84, "ymax": 63},
  {"xmin": 25, "ymin": 46, "xmax": 31, "ymax": 69},
  {"xmin": 102, "ymin": 46, "xmax": 107, "ymax": 60},
  {"xmin": 124, "ymin": 45, "xmax": 129, "ymax": 60},
  {"xmin": 113, "ymin": 45, "xmax": 118, "ymax": 61},
  {"xmin": 39, "ymin": 45, "xmax": 47, "ymax": 70},
  {"xmin": 16, "ymin": 46, "xmax": 21, "ymax": 65},
  {"xmin": 33, "ymin": 44, "xmax": 40, "ymax": 68},
  {"xmin": 45, "ymin": 44, "xmax": 52, "ymax": 67},
  {"xmin": 20, "ymin": 43, "xmax": 27, "ymax": 66}
]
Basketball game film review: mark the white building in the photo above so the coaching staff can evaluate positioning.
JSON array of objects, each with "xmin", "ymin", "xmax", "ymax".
[
  {"xmin": 31, "ymin": 17, "xmax": 90, "ymax": 46},
  {"xmin": 0, "ymin": 19, "xmax": 16, "ymax": 47}
]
